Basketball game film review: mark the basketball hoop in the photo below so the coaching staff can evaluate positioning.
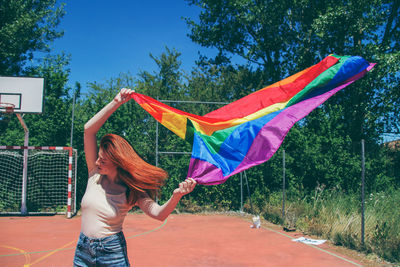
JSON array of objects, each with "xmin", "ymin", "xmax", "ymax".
[{"xmin": 0, "ymin": 102, "xmax": 15, "ymax": 114}]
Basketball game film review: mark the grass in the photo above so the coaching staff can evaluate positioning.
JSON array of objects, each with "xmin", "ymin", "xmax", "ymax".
[{"xmin": 260, "ymin": 188, "xmax": 400, "ymax": 264}]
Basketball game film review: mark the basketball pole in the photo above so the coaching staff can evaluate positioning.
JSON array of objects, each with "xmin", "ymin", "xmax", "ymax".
[{"xmin": 16, "ymin": 114, "xmax": 29, "ymax": 215}]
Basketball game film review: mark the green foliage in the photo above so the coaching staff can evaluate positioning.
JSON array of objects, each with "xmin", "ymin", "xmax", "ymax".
[
  {"xmin": 0, "ymin": 0, "xmax": 65, "ymax": 75},
  {"xmin": 137, "ymin": 47, "xmax": 186, "ymax": 99},
  {"xmin": 185, "ymin": 0, "xmax": 293, "ymax": 81}
]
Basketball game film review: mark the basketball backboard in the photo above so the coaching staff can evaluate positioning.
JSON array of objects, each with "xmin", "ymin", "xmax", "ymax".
[{"xmin": 0, "ymin": 76, "xmax": 45, "ymax": 114}]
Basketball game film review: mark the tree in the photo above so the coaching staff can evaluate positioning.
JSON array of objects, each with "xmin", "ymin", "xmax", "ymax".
[
  {"xmin": 185, "ymin": 0, "xmax": 293, "ymax": 83},
  {"xmin": 0, "ymin": 0, "xmax": 65, "ymax": 75},
  {"xmin": 184, "ymin": 0, "xmax": 400, "ymax": 192},
  {"xmin": 185, "ymin": 0, "xmax": 400, "ymax": 142},
  {"xmin": 137, "ymin": 47, "xmax": 186, "ymax": 100}
]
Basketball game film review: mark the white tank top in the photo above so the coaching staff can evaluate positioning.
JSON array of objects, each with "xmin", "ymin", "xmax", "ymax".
[{"xmin": 80, "ymin": 171, "xmax": 133, "ymax": 238}]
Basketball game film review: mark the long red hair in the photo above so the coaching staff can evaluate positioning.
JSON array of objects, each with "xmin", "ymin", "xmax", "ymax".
[{"xmin": 99, "ymin": 134, "xmax": 168, "ymax": 205}]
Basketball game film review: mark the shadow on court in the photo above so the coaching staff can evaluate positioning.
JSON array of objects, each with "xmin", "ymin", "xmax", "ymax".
[{"xmin": 0, "ymin": 213, "xmax": 364, "ymax": 266}]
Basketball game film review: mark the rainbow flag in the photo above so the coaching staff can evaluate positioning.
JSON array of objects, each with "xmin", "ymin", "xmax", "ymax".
[{"xmin": 132, "ymin": 55, "xmax": 375, "ymax": 185}]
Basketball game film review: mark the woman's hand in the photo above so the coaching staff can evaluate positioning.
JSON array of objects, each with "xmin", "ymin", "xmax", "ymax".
[
  {"xmin": 173, "ymin": 178, "xmax": 197, "ymax": 197},
  {"xmin": 114, "ymin": 88, "xmax": 135, "ymax": 105},
  {"xmin": 137, "ymin": 178, "xmax": 197, "ymax": 221}
]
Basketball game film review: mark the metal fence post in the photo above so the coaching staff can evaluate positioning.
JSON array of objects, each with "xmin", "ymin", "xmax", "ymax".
[
  {"xmin": 282, "ymin": 149, "xmax": 286, "ymax": 221},
  {"xmin": 155, "ymin": 97, "xmax": 159, "ymax": 203},
  {"xmin": 361, "ymin": 139, "xmax": 365, "ymax": 246},
  {"xmin": 240, "ymin": 172, "xmax": 243, "ymax": 212}
]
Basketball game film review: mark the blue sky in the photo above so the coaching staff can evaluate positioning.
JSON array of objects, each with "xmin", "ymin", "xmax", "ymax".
[{"xmin": 52, "ymin": 0, "xmax": 219, "ymax": 92}]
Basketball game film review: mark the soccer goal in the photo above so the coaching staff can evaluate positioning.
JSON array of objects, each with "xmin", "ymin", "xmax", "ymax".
[{"xmin": 0, "ymin": 146, "xmax": 77, "ymax": 218}]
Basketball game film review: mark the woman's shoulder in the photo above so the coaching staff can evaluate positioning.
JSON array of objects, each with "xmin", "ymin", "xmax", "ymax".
[{"xmin": 88, "ymin": 168, "xmax": 101, "ymax": 182}]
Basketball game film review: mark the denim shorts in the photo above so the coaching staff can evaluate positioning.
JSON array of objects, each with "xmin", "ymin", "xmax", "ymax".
[{"xmin": 73, "ymin": 232, "xmax": 130, "ymax": 267}]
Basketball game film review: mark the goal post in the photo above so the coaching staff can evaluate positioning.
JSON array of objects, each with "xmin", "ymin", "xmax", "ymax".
[{"xmin": 0, "ymin": 146, "xmax": 77, "ymax": 218}]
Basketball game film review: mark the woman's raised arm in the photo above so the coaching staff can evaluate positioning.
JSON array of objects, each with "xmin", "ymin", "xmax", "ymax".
[{"xmin": 84, "ymin": 88, "xmax": 134, "ymax": 173}]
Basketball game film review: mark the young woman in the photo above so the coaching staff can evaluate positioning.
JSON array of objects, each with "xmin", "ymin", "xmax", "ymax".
[{"xmin": 73, "ymin": 88, "xmax": 197, "ymax": 266}]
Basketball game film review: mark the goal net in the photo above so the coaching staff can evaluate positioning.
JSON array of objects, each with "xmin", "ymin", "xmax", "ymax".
[{"xmin": 0, "ymin": 146, "xmax": 77, "ymax": 218}]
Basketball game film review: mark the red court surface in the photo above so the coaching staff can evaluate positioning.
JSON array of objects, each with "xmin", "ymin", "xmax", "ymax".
[{"xmin": 0, "ymin": 213, "xmax": 369, "ymax": 266}]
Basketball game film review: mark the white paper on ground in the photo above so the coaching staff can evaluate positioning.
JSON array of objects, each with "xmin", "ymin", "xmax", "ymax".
[{"xmin": 292, "ymin": 237, "xmax": 326, "ymax": 245}]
